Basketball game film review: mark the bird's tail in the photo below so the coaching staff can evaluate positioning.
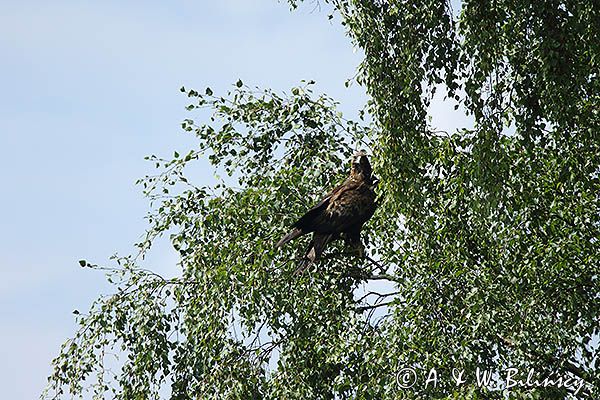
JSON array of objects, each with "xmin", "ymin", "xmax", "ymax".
[
  {"xmin": 276, "ymin": 227, "xmax": 303, "ymax": 248},
  {"xmin": 294, "ymin": 233, "xmax": 334, "ymax": 275}
]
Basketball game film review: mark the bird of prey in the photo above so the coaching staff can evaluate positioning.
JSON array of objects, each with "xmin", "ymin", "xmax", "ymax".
[{"xmin": 276, "ymin": 151, "xmax": 377, "ymax": 273}]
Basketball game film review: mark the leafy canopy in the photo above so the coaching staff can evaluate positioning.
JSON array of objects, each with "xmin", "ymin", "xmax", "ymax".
[{"xmin": 45, "ymin": 1, "xmax": 599, "ymax": 399}]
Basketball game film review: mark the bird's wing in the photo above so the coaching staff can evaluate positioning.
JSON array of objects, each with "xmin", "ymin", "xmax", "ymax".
[
  {"xmin": 329, "ymin": 180, "xmax": 377, "ymax": 231},
  {"xmin": 276, "ymin": 184, "xmax": 347, "ymax": 248},
  {"xmin": 292, "ymin": 183, "xmax": 346, "ymax": 231},
  {"xmin": 294, "ymin": 180, "xmax": 369, "ymax": 235}
]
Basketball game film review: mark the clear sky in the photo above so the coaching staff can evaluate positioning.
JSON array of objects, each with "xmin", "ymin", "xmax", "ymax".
[{"xmin": 0, "ymin": 1, "xmax": 468, "ymax": 398}]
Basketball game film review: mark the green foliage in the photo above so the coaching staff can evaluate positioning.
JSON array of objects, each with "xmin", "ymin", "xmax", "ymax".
[{"xmin": 45, "ymin": 1, "xmax": 599, "ymax": 399}]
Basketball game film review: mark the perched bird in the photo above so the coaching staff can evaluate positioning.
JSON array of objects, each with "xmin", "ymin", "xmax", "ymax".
[{"xmin": 276, "ymin": 151, "xmax": 378, "ymax": 273}]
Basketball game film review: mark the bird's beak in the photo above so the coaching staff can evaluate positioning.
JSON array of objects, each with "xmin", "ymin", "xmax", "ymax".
[{"xmin": 351, "ymin": 151, "xmax": 368, "ymax": 165}]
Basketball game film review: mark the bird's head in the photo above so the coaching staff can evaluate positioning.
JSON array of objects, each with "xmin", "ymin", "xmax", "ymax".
[{"xmin": 350, "ymin": 150, "xmax": 372, "ymax": 182}]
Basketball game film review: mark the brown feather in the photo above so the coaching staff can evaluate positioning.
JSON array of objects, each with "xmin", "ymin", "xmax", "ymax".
[
  {"xmin": 276, "ymin": 151, "xmax": 377, "ymax": 271},
  {"xmin": 276, "ymin": 227, "xmax": 304, "ymax": 248}
]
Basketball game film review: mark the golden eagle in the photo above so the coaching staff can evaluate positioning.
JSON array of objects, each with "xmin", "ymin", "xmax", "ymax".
[{"xmin": 276, "ymin": 151, "xmax": 377, "ymax": 272}]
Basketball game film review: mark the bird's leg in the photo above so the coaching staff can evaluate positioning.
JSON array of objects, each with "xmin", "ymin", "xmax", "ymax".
[
  {"xmin": 295, "ymin": 233, "xmax": 335, "ymax": 275},
  {"xmin": 353, "ymin": 242, "xmax": 365, "ymax": 258},
  {"xmin": 344, "ymin": 230, "xmax": 365, "ymax": 257}
]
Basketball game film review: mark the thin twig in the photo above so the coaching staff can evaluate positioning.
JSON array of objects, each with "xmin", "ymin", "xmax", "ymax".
[{"xmin": 355, "ymin": 300, "xmax": 398, "ymax": 313}]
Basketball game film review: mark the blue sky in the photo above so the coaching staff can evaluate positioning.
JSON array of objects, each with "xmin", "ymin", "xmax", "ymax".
[{"xmin": 0, "ymin": 1, "xmax": 468, "ymax": 398}]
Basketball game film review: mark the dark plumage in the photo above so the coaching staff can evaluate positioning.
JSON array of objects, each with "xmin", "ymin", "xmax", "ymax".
[{"xmin": 276, "ymin": 151, "xmax": 377, "ymax": 273}]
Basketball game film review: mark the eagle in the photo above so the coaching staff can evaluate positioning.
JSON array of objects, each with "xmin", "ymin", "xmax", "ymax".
[{"xmin": 276, "ymin": 151, "xmax": 377, "ymax": 272}]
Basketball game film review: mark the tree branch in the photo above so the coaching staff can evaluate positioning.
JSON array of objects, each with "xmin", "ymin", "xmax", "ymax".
[
  {"xmin": 355, "ymin": 300, "xmax": 398, "ymax": 313},
  {"xmin": 364, "ymin": 273, "xmax": 402, "ymax": 283},
  {"xmin": 497, "ymin": 334, "xmax": 594, "ymax": 388}
]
